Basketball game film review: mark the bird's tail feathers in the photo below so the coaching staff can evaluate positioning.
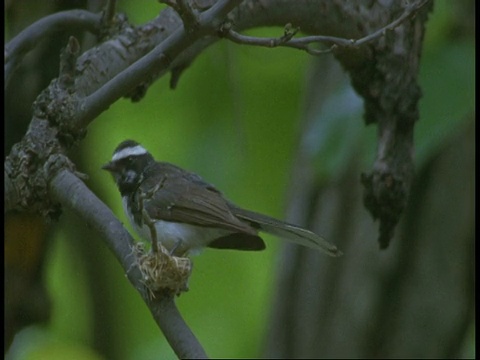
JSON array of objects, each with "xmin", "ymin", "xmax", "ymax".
[{"xmin": 231, "ymin": 207, "xmax": 342, "ymax": 257}]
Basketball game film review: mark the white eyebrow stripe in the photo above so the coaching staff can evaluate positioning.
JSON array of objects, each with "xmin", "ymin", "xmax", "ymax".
[{"xmin": 112, "ymin": 145, "xmax": 147, "ymax": 161}]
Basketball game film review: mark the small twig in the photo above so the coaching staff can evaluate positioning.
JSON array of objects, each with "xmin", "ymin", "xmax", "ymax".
[
  {"xmin": 350, "ymin": 0, "xmax": 431, "ymax": 47},
  {"xmin": 222, "ymin": 0, "xmax": 431, "ymax": 55},
  {"xmin": 104, "ymin": 0, "xmax": 117, "ymax": 25},
  {"xmin": 160, "ymin": 0, "xmax": 200, "ymax": 31},
  {"xmin": 169, "ymin": 63, "xmax": 190, "ymax": 89},
  {"xmin": 224, "ymin": 27, "xmax": 337, "ymax": 55},
  {"xmin": 58, "ymin": 36, "xmax": 80, "ymax": 91},
  {"xmin": 4, "ymin": 10, "xmax": 102, "ymax": 88}
]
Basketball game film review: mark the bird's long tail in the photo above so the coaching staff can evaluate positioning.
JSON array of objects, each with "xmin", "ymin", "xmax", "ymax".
[{"xmin": 231, "ymin": 207, "xmax": 342, "ymax": 257}]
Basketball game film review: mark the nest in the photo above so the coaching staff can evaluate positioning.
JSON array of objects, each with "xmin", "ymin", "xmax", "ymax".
[{"xmin": 134, "ymin": 242, "xmax": 193, "ymax": 297}]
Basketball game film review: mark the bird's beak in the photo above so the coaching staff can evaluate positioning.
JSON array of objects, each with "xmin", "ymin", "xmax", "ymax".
[{"xmin": 101, "ymin": 162, "xmax": 116, "ymax": 172}]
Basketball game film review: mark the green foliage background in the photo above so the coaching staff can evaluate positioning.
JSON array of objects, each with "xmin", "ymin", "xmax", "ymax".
[{"xmin": 6, "ymin": 1, "xmax": 474, "ymax": 359}]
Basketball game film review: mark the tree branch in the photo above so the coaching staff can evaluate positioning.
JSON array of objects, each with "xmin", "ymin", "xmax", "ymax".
[
  {"xmin": 222, "ymin": 0, "xmax": 431, "ymax": 55},
  {"xmin": 75, "ymin": 0, "xmax": 243, "ymax": 129},
  {"xmin": 4, "ymin": 1, "xmax": 434, "ymax": 354},
  {"xmin": 5, "ymin": 0, "xmax": 433, "ymax": 261},
  {"xmin": 104, "ymin": 0, "xmax": 117, "ymax": 25},
  {"xmin": 161, "ymin": 0, "xmax": 201, "ymax": 31},
  {"xmin": 48, "ymin": 169, "xmax": 208, "ymax": 359},
  {"xmin": 4, "ymin": 9, "xmax": 102, "ymax": 88}
]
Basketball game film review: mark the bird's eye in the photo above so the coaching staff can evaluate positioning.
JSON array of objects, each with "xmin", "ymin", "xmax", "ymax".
[{"xmin": 127, "ymin": 156, "xmax": 133, "ymax": 163}]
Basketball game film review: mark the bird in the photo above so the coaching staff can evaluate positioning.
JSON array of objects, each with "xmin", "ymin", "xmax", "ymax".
[{"xmin": 102, "ymin": 140, "xmax": 342, "ymax": 257}]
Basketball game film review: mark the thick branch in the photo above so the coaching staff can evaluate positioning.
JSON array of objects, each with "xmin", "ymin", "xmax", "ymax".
[
  {"xmin": 75, "ymin": 0, "xmax": 243, "ymax": 129},
  {"xmin": 49, "ymin": 169, "xmax": 208, "ymax": 359},
  {"xmin": 4, "ymin": 9, "xmax": 102, "ymax": 87}
]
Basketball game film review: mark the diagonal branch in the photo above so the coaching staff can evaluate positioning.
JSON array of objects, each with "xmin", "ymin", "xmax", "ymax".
[
  {"xmin": 74, "ymin": 0, "xmax": 243, "ymax": 130},
  {"xmin": 49, "ymin": 169, "xmax": 208, "ymax": 359},
  {"xmin": 4, "ymin": 9, "xmax": 102, "ymax": 88}
]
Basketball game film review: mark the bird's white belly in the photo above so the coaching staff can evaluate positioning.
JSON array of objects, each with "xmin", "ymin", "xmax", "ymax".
[{"xmin": 122, "ymin": 197, "xmax": 229, "ymax": 254}]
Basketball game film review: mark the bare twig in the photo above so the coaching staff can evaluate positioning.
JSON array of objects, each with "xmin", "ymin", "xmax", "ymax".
[
  {"xmin": 348, "ymin": 0, "xmax": 431, "ymax": 47},
  {"xmin": 104, "ymin": 0, "xmax": 117, "ymax": 25},
  {"xmin": 161, "ymin": 0, "xmax": 200, "ymax": 31},
  {"xmin": 222, "ymin": 0, "xmax": 431, "ymax": 55},
  {"xmin": 224, "ymin": 26, "xmax": 336, "ymax": 55},
  {"xmin": 4, "ymin": 10, "xmax": 102, "ymax": 88},
  {"xmin": 49, "ymin": 169, "xmax": 208, "ymax": 359},
  {"xmin": 58, "ymin": 36, "xmax": 81, "ymax": 91}
]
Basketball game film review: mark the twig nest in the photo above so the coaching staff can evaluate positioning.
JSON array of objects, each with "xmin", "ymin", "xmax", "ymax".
[{"xmin": 134, "ymin": 243, "xmax": 192, "ymax": 297}]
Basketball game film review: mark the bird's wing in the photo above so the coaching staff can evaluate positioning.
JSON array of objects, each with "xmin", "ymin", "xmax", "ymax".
[{"xmin": 139, "ymin": 163, "xmax": 258, "ymax": 235}]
